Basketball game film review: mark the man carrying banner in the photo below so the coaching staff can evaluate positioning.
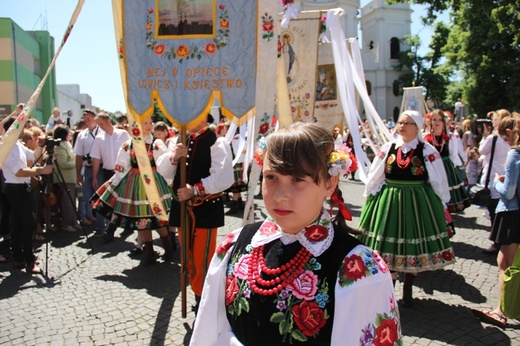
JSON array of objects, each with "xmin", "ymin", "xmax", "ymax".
[
  {"xmin": 160, "ymin": 114, "xmax": 233, "ymax": 314},
  {"xmin": 2, "ymin": 117, "xmax": 53, "ymax": 274}
]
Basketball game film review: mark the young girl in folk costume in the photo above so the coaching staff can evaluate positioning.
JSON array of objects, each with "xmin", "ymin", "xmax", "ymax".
[
  {"xmin": 190, "ymin": 123, "xmax": 401, "ymax": 345},
  {"xmin": 91, "ymin": 116, "xmax": 173, "ymax": 265},
  {"xmin": 359, "ymin": 110, "xmax": 455, "ymax": 307},
  {"xmin": 425, "ymin": 109, "xmax": 470, "ymax": 213}
]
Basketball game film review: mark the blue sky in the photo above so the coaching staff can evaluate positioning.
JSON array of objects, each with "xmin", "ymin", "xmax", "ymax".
[{"xmin": 2, "ymin": 0, "xmax": 447, "ymax": 113}]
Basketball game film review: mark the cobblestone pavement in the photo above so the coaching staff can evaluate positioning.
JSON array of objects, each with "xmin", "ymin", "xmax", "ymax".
[{"xmin": 1, "ymin": 179, "xmax": 520, "ymax": 345}]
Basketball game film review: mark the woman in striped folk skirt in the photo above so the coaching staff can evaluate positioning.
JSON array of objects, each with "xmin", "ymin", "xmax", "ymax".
[{"xmin": 92, "ymin": 116, "xmax": 172, "ymax": 265}]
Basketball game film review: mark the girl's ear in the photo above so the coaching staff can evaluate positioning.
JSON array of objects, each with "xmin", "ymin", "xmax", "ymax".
[{"xmin": 325, "ymin": 175, "xmax": 339, "ymax": 197}]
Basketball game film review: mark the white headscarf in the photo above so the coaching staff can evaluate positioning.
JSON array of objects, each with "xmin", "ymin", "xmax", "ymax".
[{"xmin": 400, "ymin": 110, "xmax": 424, "ymax": 142}]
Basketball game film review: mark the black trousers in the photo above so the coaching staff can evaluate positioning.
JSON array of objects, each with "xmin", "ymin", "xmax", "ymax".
[{"xmin": 5, "ymin": 184, "xmax": 36, "ymax": 263}]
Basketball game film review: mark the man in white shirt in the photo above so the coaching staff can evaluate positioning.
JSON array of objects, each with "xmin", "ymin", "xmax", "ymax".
[
  {"xmin": 73, "ymin": 109, "xmax": 106, "ymax": 234},
  {"xmin": 45, "ymin": 107, "xmax": 63, "ymax": 132},
  {"xmin": 2, "ymin": 118, "xmax": 52, "ymax": 274}
]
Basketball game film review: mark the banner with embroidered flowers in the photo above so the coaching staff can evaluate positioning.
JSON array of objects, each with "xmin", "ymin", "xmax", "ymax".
[{"xmin": 115, "ymin": 0, "xmax": 258, "ymax": 128}]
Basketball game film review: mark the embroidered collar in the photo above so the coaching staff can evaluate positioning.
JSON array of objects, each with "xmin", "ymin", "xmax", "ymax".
[
  {"xmin": 250, "ymin": 209, "xmax": 334, "ymax": 257},
  {"xmin": 395, "ymin": 137, "xmax": 419, "ymax": 154},
  {"xmin": 189, "ymin": 127, "xmax": 207, "ymax": 140}
]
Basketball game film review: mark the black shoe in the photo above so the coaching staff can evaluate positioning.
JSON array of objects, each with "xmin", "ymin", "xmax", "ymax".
[
  {"xmin": 103, "ymin": 231, "xmax": 115, "ymax": 243},
  {"xmin": 129, "ymin": 247, "xmax": 143, "ymax": 256}
]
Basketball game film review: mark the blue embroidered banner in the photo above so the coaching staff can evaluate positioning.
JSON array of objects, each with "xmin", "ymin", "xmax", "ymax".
[{"xmin": 120, "ymin": 0, "xmax": 257, "ymax": 127}]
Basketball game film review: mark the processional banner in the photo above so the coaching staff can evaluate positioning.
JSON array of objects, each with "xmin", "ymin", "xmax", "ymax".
[
  {"xmin": 401, "ymin": 86, "xmax": 428, "ymax": 116},
  {"xmin": 280, "ymin": 12, "xmax": 320, "ymax": 123},
  {"xmin": 314, "ymin": 42, "xmax": 342, "ymax": 131},
  {"xmin": 117, "ymin": 0, "xmax": 259, "ymax": 128}
]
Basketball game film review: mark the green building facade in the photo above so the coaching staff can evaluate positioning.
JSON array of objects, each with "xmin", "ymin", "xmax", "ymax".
[{"xmin": 0, "ymin": 17, "xmax": 56, "ymax": 123}]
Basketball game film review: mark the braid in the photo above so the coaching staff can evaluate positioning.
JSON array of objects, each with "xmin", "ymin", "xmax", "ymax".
[{"xmin": 330, "ymin": 186, "xmax": 361, "ymax": 236}]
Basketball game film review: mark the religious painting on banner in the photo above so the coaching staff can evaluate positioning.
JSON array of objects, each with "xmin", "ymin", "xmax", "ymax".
[
  {"xmin": 314, "ymin": 42, "xmax": 342, "ymax": 131},
  {"xmin": 400, "ymin": 86, "xmax": 429, "ymax": 117},
  {"xmin": 279, "ymin": 11, "xmax": 320, "ymax": 123},
  {"xmin": 117, "ymin": 0, "xmax": 259, "ymax": 128}
]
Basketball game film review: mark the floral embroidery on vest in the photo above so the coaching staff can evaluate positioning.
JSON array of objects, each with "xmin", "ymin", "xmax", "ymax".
[{"xmin": 225, "ymin": 248, "xmax": 330, "ymax": 342}]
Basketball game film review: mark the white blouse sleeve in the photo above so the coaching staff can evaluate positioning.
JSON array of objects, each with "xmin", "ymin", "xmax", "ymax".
[
  {"xmin": 152, "ymin": 139, "xmax": 173, "ymax": 185},
  {"xmin": 110, "ymin": 140, "xmax": 132, "ymax": 186},
  {"xmin": 448, "ymin": 133, "xmax": 463, "ymax": 167},
  {"xmin": 190, "ymin": 228, "xmax": 244, "ymax": 346},
  {"xmin": 331, "ymin": 245, "xmax": 402, "ymax": 345},
  {"xmin": 424, "ymin": 142, "xmax": 451, "ymax": 204},
  {"xmin": 364, "ymin": 142, "xmax": 392, "ymax": 197},
  {"xmin": 201, "ymin": 136, "xmax": 234, "ymax": 194}
]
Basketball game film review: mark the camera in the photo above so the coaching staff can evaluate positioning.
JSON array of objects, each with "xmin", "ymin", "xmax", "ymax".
[
  {"xmin": 82, "ymin": 154, "xmax": 92, "ymax": 166},
  {"xmin": 44, "ymin": 136, "xmax": 61, "ymax": 153}
]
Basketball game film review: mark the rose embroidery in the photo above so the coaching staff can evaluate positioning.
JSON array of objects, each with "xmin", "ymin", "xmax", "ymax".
[
  {"xmin": 153, "ymin": 44, "xmax": 166, "ymax": 56},
  {"xmin": 233, "ymin": 254, "xmax": 250, "ymax": 280},
  {"xmin": 304, "ymin": 225, "xmax": 328, "ymax": 243},
  {"xmin": 225, "ymin": 276, "xmax": 239, "ymax": 306},
  {"xmin": 287, "ymin": 270, "xmax": 318, "ymax": 300},
  {"xmin": 292, "ymin": 301, "xmax": 327, "ymax": 337},
  {"xmin": 259, "ymin": 221, "xmax": 278, "ymax": 237},
  {"xmin": 216, "ymin": 232, "xmax": 236, "ymax": 258},
  {"xmin": 176, "ymin": 45, "xmax": 190, "ymax": 59},
  {"xmin": 374, "ymin": 318, "xmax": 399, "ymax": 346},
  {"xmin": 343, "ymin": 254, "xmax": 366, "ymax": 281}
]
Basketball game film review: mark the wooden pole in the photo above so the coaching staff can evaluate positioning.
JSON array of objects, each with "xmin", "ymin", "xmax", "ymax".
[{"xmin": 179, "ymin": 125, "xmax": 188, "ymax": 318}]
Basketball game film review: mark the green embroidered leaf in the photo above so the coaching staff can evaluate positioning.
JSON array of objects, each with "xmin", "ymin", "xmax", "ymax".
[
  {"xmin": 270, "ymin": 312, "xmax": 285, "ymax": 323},
  {"xmin": 239, "ymin": 297, "xmax": 250, "ymax": 313},
  {"xmin": 227, "ymin": 304, "xmax": 234, "ymax": 315},
  {"xmin": 375, "ymin": 313, "xmax": 383, "ymax": 325},
  {"xmin": 280, "ymin": 319, "xmax": 291, "ymax": 334},
  {"xmin": 291, "ymin": 329, "xmax": 307, "ymax": 342}
]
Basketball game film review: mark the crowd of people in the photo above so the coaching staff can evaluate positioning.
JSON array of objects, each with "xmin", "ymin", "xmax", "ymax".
[{"xmin": 1, "ymin": 103, "xmax": 519, "ymax": 340}]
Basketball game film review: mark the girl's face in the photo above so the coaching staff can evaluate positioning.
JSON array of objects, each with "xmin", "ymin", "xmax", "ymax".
[
  {"xmin": 431, "ymin": 114, "xmax": 444, "ymax": 133},
  {"xmin": 142, "ymin": 118, "xmax": 153, "ymax": 136},
  {"xmin": 262, "ymin": 161, "xmax": 337, "ymax": 235},
  {"xmin": 154, "ymin": 129, "xmax": 168, "ymax": 141},
  {"xmin": 500, "ymin": 128, "xmax": 516, "ymax": 146},
  {"xmin": 397, "ymin": 115, "xmax": 418, "ymax": 142}
]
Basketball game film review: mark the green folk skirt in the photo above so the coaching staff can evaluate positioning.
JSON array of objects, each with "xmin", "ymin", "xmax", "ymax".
[{"xmin": 358, "ymin": 179, "xmax": 455, "ymax": 274}]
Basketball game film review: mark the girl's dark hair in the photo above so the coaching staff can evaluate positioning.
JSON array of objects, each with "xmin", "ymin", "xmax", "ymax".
[
  {"xmin": 153, "ymin": 121, "xmax": 169, "ymax": 132},
  {"xmin": 498, "ymin": 112, "xmax": 520, "ymax": 146},
  {"xmin": 53, "ymin": 125, "xmax": 70, "ymax": 141},
  {"xmin": 265, "ymin": 122, "xmax": 359, "ymax": 235}
]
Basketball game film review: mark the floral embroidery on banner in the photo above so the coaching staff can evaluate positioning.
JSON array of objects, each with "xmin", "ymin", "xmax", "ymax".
[
  {"xmin": 261, "ymin": 13, "xmax": 274, "ymax": 41},
  {"xmin": 145, "ymin": 5, "xmax": 230, "ymax": 63}
]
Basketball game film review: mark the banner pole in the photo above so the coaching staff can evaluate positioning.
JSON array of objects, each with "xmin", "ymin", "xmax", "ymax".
[{"xmin": 179, "ymin": 125, "xmax": 188, "ymax": 318}]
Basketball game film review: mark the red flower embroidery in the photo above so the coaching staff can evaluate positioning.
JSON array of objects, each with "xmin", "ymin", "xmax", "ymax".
[
  {"xmin": 148, "ymin": 8, "xmax": 153, "ymax": 14},
  {"xmin": 412, "ymin": 157, "xmax": 421, "ymax": 166},
  {"xmin": 114, "ymin": 164, "xmax": 122, "ymax": 172},
  {"xmin": 259, "ymin": 222, "xmax": 278, "ymax": 236},
  {"xmin": 152, "ymin": 205, "xmax": 161, "ymax": 213},
  {"xmin": 216, "ymin": 232, "xmax": 235, "ymax": 257},
  {"xmin": 373, "ymin": 318, "xmax": 399, "ymax": 346},
  {"xmin": 292, "ymin": 301, "xmax": 327, "ymax": 337},
  {"xmin": 304, "ymin": 225, "xmax": 328, "ymax": 243},
  {"xmin": 219, "ymin": 4, "xmax": 225, "ymax": 10},
  {"xmin": 377, "ymin": 151, "xmax": 386, "ymax": 159},
  {"xmin": 287, "ymin": 270, "xmax": 318, "ymax": 300},
  {"xmin": 132, "ymin": 128, "xmax": 140, "ymax": 136},
  {"xmin": 153, "ymin": 44, "xmax": 166, "ymax": 56},
  {"xmin": 428, "ymin": 154, "xmax": 436, "ymax": 162},
  {"xmin": 259, "ymin": 122, "xmax": 269, "ymax": 135},
  {"xmin": 441, "ymin": 251, "xmax": 453, "ymax": 261},
  {"xmin": 144, "ymin": 176, "xmax": 151, "ymax": 184},
  {"xmin": 343, "ymin": 254, "xmax": 367, "ymax": 281},
  {"xmin": 225, "ymin": 275, "xmax": 239, "ymax": 306},
  {"xmin": 262, "ymin": 21, "xmax": 274, "ymax": 32},
  {"xmin": 220, "ymin": 19, "xmax": 229, "ymax": 29},
  {"xmin": 415, "ymin": 167, "xmax": 423, "ymax": 175},
  {"xmin": 277, "ymin": 39, "xmax": 282, "ymax": 53}
]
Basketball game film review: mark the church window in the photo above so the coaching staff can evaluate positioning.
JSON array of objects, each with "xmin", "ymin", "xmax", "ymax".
[
  {"xmin": 390, "ymin": 37, "xmax": 400, "ymax": 59},
  {"xmin": 393, "ymin": 107, "xmax": 399, "ymax": 119},
  {"xmin": 393, "ymin": 80, "xmax": 400, "ymax": 96},
  {"xmin": 366, "ymin": 81, "xmax": 372, "ymax": 95}
]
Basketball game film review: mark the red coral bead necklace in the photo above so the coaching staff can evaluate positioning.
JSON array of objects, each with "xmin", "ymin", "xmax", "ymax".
[
  {"xmin": 396, "ymin": 147, "xmax": 414, "ymax": 169},
  {"xmin": 248, "ymin": 245, "xmax": 312, "ymax": 296}
]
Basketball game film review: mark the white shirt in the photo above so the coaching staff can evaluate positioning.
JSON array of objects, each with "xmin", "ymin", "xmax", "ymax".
[
  {"xmin": 479, "ymin": 134, "xmax": 510, "ymax": 198},
  {"xmin": 46, "ymin": 114, "xmax": 62, "ymax": 132},
  {"xmin": 90, "ymin": 128, "xmax": 131, "ymax": 170},
  {"xmin": 3, "ymin": 141, "xmax": 31, "ymax": 184},
  {"xmin": 73, "ymin": 126, "xmax": 104, "ymax": 164}
]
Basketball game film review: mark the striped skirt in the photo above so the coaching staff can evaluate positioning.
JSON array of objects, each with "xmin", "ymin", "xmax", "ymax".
[
  {"xmin": 358, "ymin": 179, "xmax": 455, "ymax": 274},
  {"xmin": 92, "ymin": 168, "xmax": 172, "ymax": 230}
]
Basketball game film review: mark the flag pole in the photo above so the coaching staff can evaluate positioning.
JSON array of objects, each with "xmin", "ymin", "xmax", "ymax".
[{"xmin": 179, "ymin": 125, "xmax": 188, "ymax": 318}]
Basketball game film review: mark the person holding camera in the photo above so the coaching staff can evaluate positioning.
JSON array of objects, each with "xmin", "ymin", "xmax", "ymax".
[
  {"xmin": 73, "ymin": 109, "xmax": 106, "ymax": 233},
  {"xmin": 2, "ymin": 117, "xmax": 53, "ymax": 274}
]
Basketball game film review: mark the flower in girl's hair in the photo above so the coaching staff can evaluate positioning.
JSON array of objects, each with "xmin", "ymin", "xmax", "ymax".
[
  {"xmin": 253, "ymin": 137, "xmax": 268, "ymax": 167},
  {"xmin": 327, "ymin": 144, "xmax": 352, "ymax": 176}
]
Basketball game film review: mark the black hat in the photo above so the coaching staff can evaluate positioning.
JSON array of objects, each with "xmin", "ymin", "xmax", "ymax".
[{"xmin": 207, "ymin": 113, "xmax": 214, "ymax": 124}]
